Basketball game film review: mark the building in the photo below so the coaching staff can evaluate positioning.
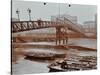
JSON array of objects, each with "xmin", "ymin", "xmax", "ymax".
[
  {"xmin": 95, "ymin": 14, "xmax": 97, "ymax": 34},
  {"xmin": 83, "ymin": 21, "xmax": 96, "ymax": 33},
  {"xmin": 51, "ymin": 14, "xmax": 78, "ymax": 24}
]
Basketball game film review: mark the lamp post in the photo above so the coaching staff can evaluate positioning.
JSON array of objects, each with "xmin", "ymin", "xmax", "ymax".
[
  {"xmin": 57, "ymin": 2, "xmax": 71, "ymax": 45},
  {"xmin": 27, "ymin": 8, "xmax": 31, "ymax": 21},
  {"xmin": 58, "ymin": 3, "xmax": 71, "ymax": 18},
  {"xmin": 16, "ymin": 9, "xmax": 20, "ymax": 21},
  {"xmin": 58, "ymin": 3, "xmax": 61, "ymax": 18}
]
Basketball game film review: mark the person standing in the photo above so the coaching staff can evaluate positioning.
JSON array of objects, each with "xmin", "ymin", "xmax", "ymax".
[{"xmin": 37, "ymin": 18, "xmax": 42, "ymax": 27}]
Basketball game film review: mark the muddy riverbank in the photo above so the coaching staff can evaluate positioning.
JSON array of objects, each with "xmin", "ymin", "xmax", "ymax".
[{"xmin": 12, "ymin": 38, "xmax": 97, "ymax": 74}]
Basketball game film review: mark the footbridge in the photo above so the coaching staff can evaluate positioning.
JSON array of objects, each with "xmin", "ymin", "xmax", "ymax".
[{"xmin": 12, "ymin": 17, "xmax": 86, "ymax": 45}]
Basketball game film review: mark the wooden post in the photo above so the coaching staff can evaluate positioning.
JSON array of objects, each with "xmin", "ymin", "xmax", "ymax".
[
  {"xmin": 56, "ymin": 27, "xmax": 58, "ymax": 45},
  {"xmin": 65, "ymin": 28, "xmax": 68, "ymax": 45},
  {"xmin": 63, "ymin": 38, "xmax": 66, "ymax": 45},
  {"xmin": 56, "ymin": 26, "xmax": 62, "ymax": 45}
]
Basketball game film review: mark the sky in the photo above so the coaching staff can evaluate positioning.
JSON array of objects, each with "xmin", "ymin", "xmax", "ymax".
[{"xmin": 12, "ymin": 0, "xmax": 97, "ymax": 25}]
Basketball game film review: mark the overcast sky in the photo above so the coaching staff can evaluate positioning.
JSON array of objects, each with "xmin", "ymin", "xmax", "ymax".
[{"xmin": 12, "ymin": 0, "xmax": 97, "ymax": 24}]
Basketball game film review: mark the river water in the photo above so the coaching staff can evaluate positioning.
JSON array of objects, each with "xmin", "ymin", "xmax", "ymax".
[{"xmin": 12, "ymin": 38, "xmax": 97, "ymax": 74}]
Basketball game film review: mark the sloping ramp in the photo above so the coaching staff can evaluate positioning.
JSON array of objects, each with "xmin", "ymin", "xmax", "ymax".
[{"xmin": 56, "ymin": 17, "xmax": 86, "ymax": 37}]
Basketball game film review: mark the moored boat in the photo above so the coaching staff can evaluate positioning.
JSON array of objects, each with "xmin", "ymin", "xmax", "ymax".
[
  {"xmin": 48, "ymin": 56, "xmax": 97, "ymax": 72},
  {"xmin": 24, "ymin": 52, "xmax": 66, "ymax": 60}
]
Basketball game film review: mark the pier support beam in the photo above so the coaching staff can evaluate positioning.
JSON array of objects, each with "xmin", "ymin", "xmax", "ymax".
[
  {"xmin": 56, "ymin": 26, "xmax": 61, "ymax": 45},
  {"xmin": 65, "ymin": 27, "xmax": 68, "ymax": 45},
  {"xmin": 56, "ymin": 26, "xmax": 68, "ymax": 45}
]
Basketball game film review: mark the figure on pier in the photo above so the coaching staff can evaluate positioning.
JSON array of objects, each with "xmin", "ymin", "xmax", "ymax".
[{"xmin": 37, "ymin": 18, "xmax": 42, "ymax": 27}]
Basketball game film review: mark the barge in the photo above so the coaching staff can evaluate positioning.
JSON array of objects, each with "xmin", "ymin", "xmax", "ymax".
[
  {"xmin": 48, "ymin": 56, "xmax": 97, "ymax": 72},
  {"xmin": 24, "ymin": 52, "xmax": 66, "ymax": 60}
]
